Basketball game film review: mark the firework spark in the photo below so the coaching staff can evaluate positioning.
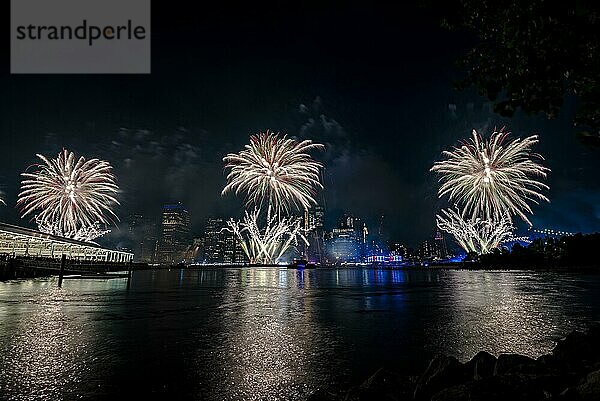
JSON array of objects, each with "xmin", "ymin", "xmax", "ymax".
[
  {"xmin": 431, "ymin": 128, "xmax": 549, "ymax": 226},
  {"xmin": 18, "ymin": 149, "xmax": 119, "ymax": 241},
  {"xmin": 436, "ymin": 208, "xmax": 514, "ymax": 254},
  {"xmin": 222, "ymin": 131, "xmax": 324, "ymax": 215},
  {"xmin": 224, "ymin": 207, "xmax": 308, "ymax": 264},
  {"xmin": 36, "ymin": 218, "xmax": 112, "ymax": 242}
]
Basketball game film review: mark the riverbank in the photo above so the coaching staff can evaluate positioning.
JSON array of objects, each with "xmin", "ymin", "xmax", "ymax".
[
  {"xmin": 309, "ymin": 325, "xmax": 600, "ymax": 401},
  {"xmin": 185, "ymin": 263, "xmax": 600, "ymax": 272},
  {"xmin": 5, "ymin": 260, "xmax": 599, "ymax": 281}
]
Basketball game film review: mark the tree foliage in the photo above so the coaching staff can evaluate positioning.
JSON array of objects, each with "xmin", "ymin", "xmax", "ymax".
[
  {"xmin": 479, "ymin": 233, "xmax": 600, "ymax": 267},
  {"xmin": 439, "ymin": 1, "xmax": 600, "ymax": 143}
]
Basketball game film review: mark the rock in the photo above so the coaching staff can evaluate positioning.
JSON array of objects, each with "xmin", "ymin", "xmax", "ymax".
[
  {"xmin": 430, "ymin": 384, "xmax": 470, "ymax": 401},
  {"xmin": 306, "ymin": 388, "xmax": 341, "ymax": 401},
  {"xmin": 431, "ymin": 375, "xmax": 547, "ymax": 401},
  {"xmin": 414, "ymin": 355, "xmax": 468, "ymax": 400},
  {"xmin": 465, "ymin": 351, "xmax": 497, "ymax": 380},
  {"xmin": 552, "ymin": 330, "xmax": 600, "ymax": 372},
  {"xmin": 527, "ymin": 373, "xmax": 579, "ymax": 398},
  {"xmin": 354, "ymin": 368, "xmax": 413, "ymax": 401},
  {"xmin": 537, "ymin": 354, "xmax": 563, "ymax": 370},
  {"xmin": 576, "ymin": 369, "xmax": 600, "ymax": 401},
  {"xmin": 586, "ymin": 323, "xmax": 600, "ymax": 341},
  {"xmin": 338, "ymin": 326, "xmax": 600, "ymax": 401},
  {"xmin": 494, "ymin": 353, "xmax": 539, "ymax": 376},
  {"xmin": 558, "ymin": 386, "xmax": 581, "ymax": 400}
]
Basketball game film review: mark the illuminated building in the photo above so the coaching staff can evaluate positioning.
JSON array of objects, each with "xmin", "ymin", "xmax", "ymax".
[
  {"xmin": 418, "ymin": 239, "xmax": 434, "ymax": 260},
  {"xmin": 202, "ymin": 217, "xmax": 225, "ymax": 263},
  {"xmin": 303, "ymin": 205, "xmax": 324, "ymax": 231},
  {"xmin": 390, "ymin": 243, "xmax": 407, "ymax": 258},
  {"xmin": 366, "ymin": 255, "xmax": 403, "ymax": 263},
  {"xmin": 202, "ymin": 217, "xmax": 247, "ymax": 264},
  {"xmin": 303, "ymin": 205, "xmax": 326, "ymax": 263},
  {"xmin": 433, "ymin": 230, "xmax": 449, "ymax": 259},
  {"xmin": 418, "ymin": 230, "xmax": 450, "ymax": 261},
  {"xmin": 157, "ymin": 202, "xmax": 191, "ymax": 264},
  {"xmin": 329, "ymin": 227, "xmax": 359, "ymax": 262},
  {"xmin": 326, "ymin": 213, "xmax": 368, "ymax": 263}
]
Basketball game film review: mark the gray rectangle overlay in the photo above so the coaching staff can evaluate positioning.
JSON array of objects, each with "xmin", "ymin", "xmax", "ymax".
[{"xmin": 11, "ymin": 0, "xmax": 151, "ymax": 74}]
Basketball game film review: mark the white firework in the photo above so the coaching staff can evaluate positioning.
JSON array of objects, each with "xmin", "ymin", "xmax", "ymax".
[
  {"xmin": 436, "ymin": 208, "xmax": 514, "ymax": 254},
  {"xmin": 224, "ymin": 208, "xmax": 308, "ymax": 264},
  {"xmin": 36, "ymin": 218, "xmax": 112, "ymax": 243},
  {"xmin": 222, "ymin": 131, "xmax": 324, "ymax": 215},
  {"xmin": 431, "ymin": 128, "xmax": 549, "ymax": 226},
  {"xmin": 18, "ymin": 149, "xmax": 119, "ymax": 241}
]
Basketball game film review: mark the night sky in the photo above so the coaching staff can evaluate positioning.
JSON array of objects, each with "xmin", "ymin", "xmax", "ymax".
[{"xmin": 1, "ymin": 1, "xmax": 599, "ymax": 247}]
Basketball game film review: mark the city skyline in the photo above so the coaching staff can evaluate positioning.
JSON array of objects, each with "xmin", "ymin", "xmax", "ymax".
[
  {"xmin": 125, "ymin": 200, "xmax": 564, "ymax": 265},
  {"xmin": 3, "ymin": 2, "xmax": 600, "ymax": 401}
]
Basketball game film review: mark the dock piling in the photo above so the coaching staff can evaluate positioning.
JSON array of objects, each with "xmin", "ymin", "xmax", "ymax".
[
  {"xmin": 126, "ymin": 261, "xmax": 132, "ymax": 290},
  {"xmin": 58, "ymin": 254, "xmax": 66, "ymax": 287}
]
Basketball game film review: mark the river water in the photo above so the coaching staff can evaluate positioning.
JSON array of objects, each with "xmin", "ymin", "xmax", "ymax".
[{"xmin": 1, "ymin": 268, "xmax": 599, "ymax": 400}]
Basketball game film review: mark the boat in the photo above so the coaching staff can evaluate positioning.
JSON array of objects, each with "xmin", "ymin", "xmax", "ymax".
[{"xmin": 289, "ymin": 259, "xmax": 316, "ymax": 269}]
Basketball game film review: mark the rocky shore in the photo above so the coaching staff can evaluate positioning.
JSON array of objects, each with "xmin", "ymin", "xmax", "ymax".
[{"xmin": 309, "ymin": 325, "xmax": 600, "ymax": 401}]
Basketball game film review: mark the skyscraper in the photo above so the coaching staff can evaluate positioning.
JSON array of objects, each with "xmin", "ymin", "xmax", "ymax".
[
  {"xmin": 158, "ymin": 202, "xmax": 191, "ymax": 264},
  {"xmin": 433, "ymin": 229, "xmax": 449, "ymax": 260},
  {"xmin": 303, "ymin": 205, "xmax": 325, "ymax": 231},
  {"xmin": 202, "ymin": 217, "xmax": 226, "ymax": 263},
  {"xmin": 418, "ymin": 239, "xmax": 434, "ymax": 260},
  {"xmin": 201, "ymin": 217, "xmax": 247, "ymax": 264},
  {"xmin": 127, "ymin": 213, "xmax": 158, "ymax": 263},
  {"xmin": 326, "ymin": 212, "xmax": 368, "ymax": 263},
  {"xmin": 303, "ymin": 205, "xmax": 326, "ymax": 263},
  {"xmin": 418, "ymin": 230, "xmax": 449, "ymax": 261}
]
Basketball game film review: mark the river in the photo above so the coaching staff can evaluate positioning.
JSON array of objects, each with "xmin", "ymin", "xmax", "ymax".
[{"xmin": 1, "ymin": 268, "xmax": 599, "ymax": 400}]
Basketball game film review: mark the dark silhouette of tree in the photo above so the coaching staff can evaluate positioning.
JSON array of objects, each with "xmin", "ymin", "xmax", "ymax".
[
  {"xmin": 435, "ymin": 1, "xmax": 600, "ymax": 144},
  {"xmin": 478, "ymin": 233, "xmax": 600, "ymax": 268}
]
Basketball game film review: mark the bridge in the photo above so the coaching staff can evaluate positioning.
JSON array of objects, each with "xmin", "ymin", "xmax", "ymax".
[{"xmin": 0, "ymin": 222, "xmax": 133, "ymax": 263}]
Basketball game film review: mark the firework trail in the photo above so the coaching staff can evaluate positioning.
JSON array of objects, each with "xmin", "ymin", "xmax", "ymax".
[
  {"xmin": 224, "ymin": 208, "xmax": 308, "ymax": 264},
  {"xmin": 18, "ymin": 149, "xmax": 119, "ymax": 242},
  {"xmin": 436, "ymin": 208, "xmax": 514, "ymax": 254}
]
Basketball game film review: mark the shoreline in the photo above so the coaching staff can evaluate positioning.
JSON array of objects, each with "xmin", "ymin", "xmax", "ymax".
[
  {"xmin": 183, "ymin": 263, "xmax": 600, "ymax": 273},
  {"xmin": 309, "ymin": 324, "xmax": 600, "ymax": 401},
  {"xmin": 4, "ymin": 262, "xmax": 600, "ymax": 281}
]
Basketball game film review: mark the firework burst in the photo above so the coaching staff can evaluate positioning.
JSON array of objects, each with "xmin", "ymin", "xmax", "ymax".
[
  {"xmin": 431, "ymin": 128, "xmax": 549, "ymax": 225},
  {"xmin": 18, "ymin": 149, "xmax": 120, "ymax": 241},
  {"xmin": 436, "ymin": 208, "xmax": 514, "ymax": 254},
  {"xmin": 224, "ymin": 208, "xmax": 308, "ymax": 264},
  {"xmin": 222, "ymin": 131, "xmax": 324, "ymax": 215}
]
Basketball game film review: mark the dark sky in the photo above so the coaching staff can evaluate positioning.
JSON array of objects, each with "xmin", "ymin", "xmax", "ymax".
[{"xmin": 1, "ymin": 1, "xmax": 599, "ymax": 247}]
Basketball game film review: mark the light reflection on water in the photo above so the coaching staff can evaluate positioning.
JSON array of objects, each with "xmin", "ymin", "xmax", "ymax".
[
  {"xmin": 0, "ymin": 268, "xmax": 599, "ymax": 400},
  {"xmin": 425, "ymin": 270, "xmax": 593, "ymax": 359}
]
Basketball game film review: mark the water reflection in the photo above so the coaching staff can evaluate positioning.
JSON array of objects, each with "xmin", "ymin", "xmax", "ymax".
[
  {"xmin": 197, "ymin": 268, "xmax": 341, "ymax": 401},
  {"xmin": 425, "ymin": 270, "xmax": 593, "ymax": 360},
  {"xmin": 0, "ymin": 269, "xmax": 599, "ymax": 400},
  {"xmin": 0, "ymin": 280, "xmax": 122, "ymax": 400}
]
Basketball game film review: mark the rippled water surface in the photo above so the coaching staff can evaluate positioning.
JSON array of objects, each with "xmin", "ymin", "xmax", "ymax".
[{"xmin": 1, "ymin": 268, "xmax": 600, "ymax": 400}]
